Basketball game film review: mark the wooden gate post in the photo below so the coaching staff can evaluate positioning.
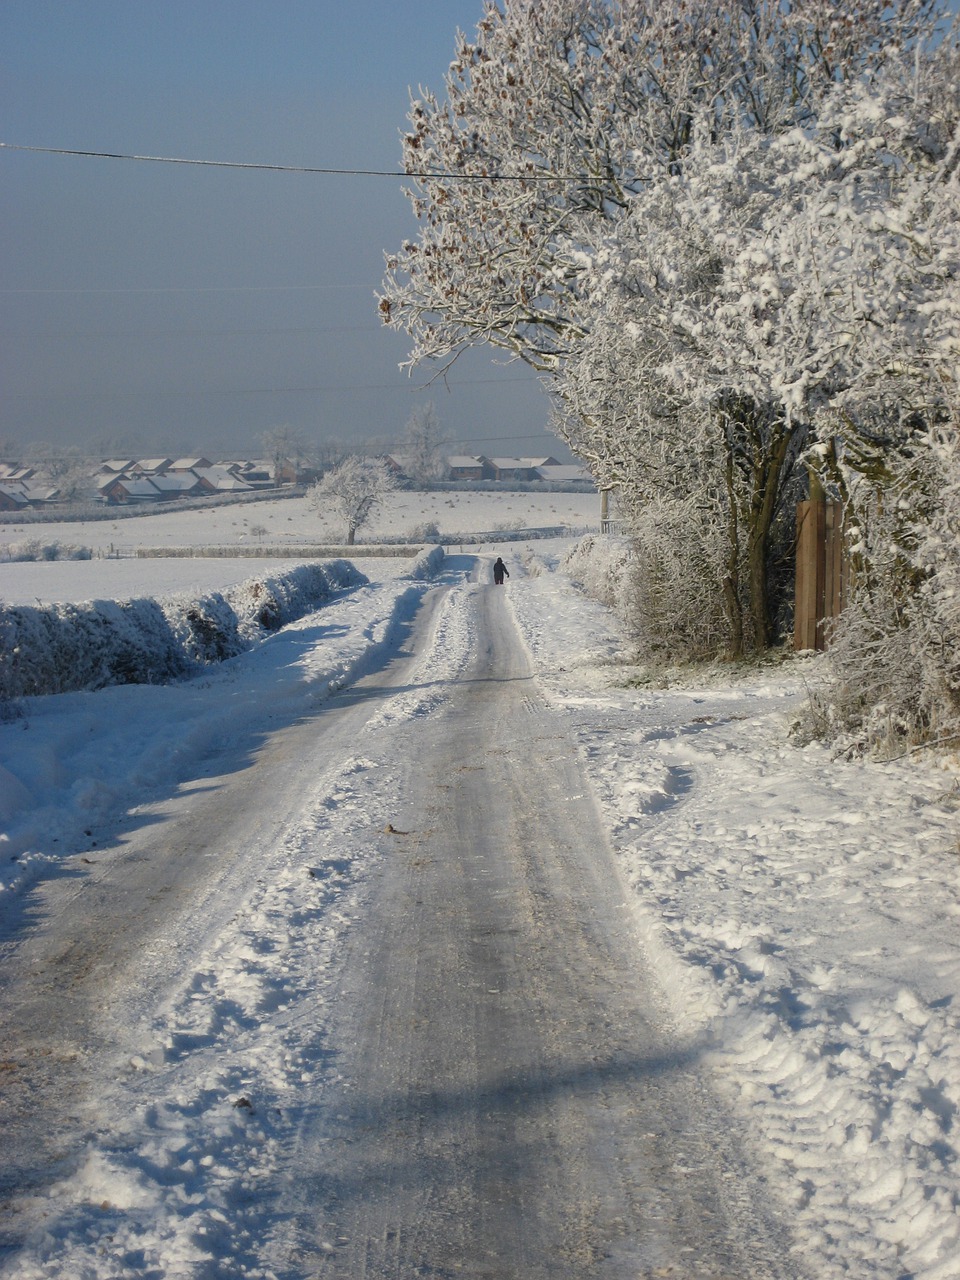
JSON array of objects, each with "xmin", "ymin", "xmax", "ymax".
[
  {"xmin": 795, "ymin": 499, "xmax": 826, "ymax": 650},
  {"xmin": 794, "ymin": 499, "xmax": 847, "ymax": 650}
]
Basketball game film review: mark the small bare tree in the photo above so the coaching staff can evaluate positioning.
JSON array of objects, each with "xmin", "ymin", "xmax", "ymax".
[{"xmin": 309, "ymin": 457, "xmax": 397, "ymax": 546}]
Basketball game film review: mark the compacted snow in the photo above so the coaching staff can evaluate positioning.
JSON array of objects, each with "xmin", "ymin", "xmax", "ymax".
[{"xmin": 1, "ymin": 502, "xmax": 959, "ymax": 1278}]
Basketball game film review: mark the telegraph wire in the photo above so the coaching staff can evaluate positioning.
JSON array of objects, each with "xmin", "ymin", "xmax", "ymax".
[{"xmin": 0, "ymin": 141, "xmax": 586, "ymax": 182}]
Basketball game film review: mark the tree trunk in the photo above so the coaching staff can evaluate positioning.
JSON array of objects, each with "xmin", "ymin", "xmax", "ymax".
[
  {"xmin": 722, "ymin": 437, "xmax": 745, "ymax": 659},
  {"xmin": 718, "ymin": 394, "xmax": 796, "ymax": 655},
  {"xmin": 746, "ymin": 422, "xmax": 794, "ymax": 651}
]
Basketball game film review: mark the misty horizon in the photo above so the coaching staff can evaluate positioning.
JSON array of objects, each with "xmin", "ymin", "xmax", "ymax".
[{"xmin": 1, "ymin": 2, "xmax": 567, "ymax": 463}]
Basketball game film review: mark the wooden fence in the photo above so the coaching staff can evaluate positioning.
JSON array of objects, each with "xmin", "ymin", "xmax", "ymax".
[{"xmin": 794, "ymin": 499, "xmax": 848, "ymax": 651}]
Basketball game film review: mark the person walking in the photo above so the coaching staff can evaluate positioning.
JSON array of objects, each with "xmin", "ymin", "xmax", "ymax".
[{"xmin": 493, "ymin": 556, "xmax": 509, "ymax": 586}]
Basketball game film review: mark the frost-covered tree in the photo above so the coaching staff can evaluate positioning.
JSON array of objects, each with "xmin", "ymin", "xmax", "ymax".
[
  {"xmin": 401, "ymin": 402, "xmax": 451, "ymax": 483},
  {"xmin": 261, "ymin": 425, "xmax": 310, "ymax": 484},
  {"xmin": 381, "ymin": 0, "xmax": 945, "ymax": 374},
  {"xmin": 24, "ymin": 443, "xmax": 94, "ymax": 503},
  {"xmin": 309, "ymin": 457, "xmax": 397, "ymax": 545},
  {"xmin": 559, "ymin": 40, "xmax": 960, "ymax": 649},
  {"xmin": 381, "ymin": 0, "xmax": 953, "ymax": 656}
]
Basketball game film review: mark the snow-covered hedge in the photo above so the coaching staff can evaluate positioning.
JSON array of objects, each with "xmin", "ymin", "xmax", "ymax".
[
  {"xmin": 1, "ymin": 539, "xmax": 92, "ymax": 563},
  {"xmin": 406, "ymin": 544, "xmax": 445, "ymax": 581},
  {"xmin": 224, "ymin": 561, "xmax": 365, "ymax": 640},
  {"xmin": 135, "ymin": 544, "xmax": 422, "ymax": 558},
  {"xmin": 0, "ymin": 561, "xmax": 367, "ymax": 700},
  {"xmin": 563, "ymin": 534, "xmax": 634, "ymax": 612}
]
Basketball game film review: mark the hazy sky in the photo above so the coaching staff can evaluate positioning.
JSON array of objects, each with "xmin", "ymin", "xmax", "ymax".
[{"xmin": 1, "ymin": 1, "xmax": 566, "ymax": 462}]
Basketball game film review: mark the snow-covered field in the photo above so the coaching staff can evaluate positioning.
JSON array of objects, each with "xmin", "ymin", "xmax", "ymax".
[
  {"xmin": 1, "ymin": 494, "xmax": 959, "ymax": 1278},
  {"xmin": 0, "ymin": 488, "xmax": 599, "ymax": 553},
  {"xmin": 0, "ymin": 555, "xmax": 412, "ymax": 608},
  {"xmin": 0, "ymin": 490, "xmax": 598, "ymax": 606}
]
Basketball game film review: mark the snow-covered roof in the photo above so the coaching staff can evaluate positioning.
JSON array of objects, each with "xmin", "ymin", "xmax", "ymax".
[
  {"xmin": 149, "ymin": 472, "xmax": 202, "ymax": 491},
  {"xmin": 535, "ymin": 464, "xmax": 594, "ymax": 484},
  {"xmin": 195, "ymin": 469, "xmax": 252, "ymax": 490},
  {"xmin": 489, "ymin": 457, "xmax": 541, "ymax": 471},
  {"xmin": 0, "ymin": 483, "xmax": 30, "ymax": 506},
  {"xmin": 169, "ymin": 457, "xmax": 213, "ymax": 470},
  {"xmin": 111, "ymin": 478, "xmax": 163, "ymax": 497},
  {"xmin": 22, "ymin": 485, "xmax": 61, "ymax": 503}
]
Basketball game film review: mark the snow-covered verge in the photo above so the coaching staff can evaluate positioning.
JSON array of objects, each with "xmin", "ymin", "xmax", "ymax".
[
  {"xmin": 0, "ymin": 561, "xmax": 368, "ymax": 700},
  {"xmin": 0, "ymin": 549, "xmax": 446, "ymax": 900},
  {"xmin": 509, "ymin": 547, "xmax": 960, "ymax": 1280}
]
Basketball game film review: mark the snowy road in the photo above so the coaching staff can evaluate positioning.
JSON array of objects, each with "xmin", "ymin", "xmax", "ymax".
[
  {"xmin": 273, "ymin": 579, "xmax": 794, "ymax": 1278},
  {"xmin": 0, "ymin": 565, "xmax": 798, "ymax": 1278}
]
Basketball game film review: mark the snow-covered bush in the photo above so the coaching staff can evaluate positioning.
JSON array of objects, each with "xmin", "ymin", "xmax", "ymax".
[
  {"xmin": 628, "ymin": 498, "xmax": 746, "ymax": 663},
  {"xmin": 563, "ymin": 535, "xmax": 634, "ymax": 613},
  {"xmin": 565, "ymin": 519, "xmax": 747, "ymax": 664},
  {"xmin": 1, "ymin": 540, "xmax": 92, "ymax": 562},
  {"xmin": 408, "ymin": 520, "xmax": 442, "ymax": 544},
  {"xmin": 800, "ymin": 425, "xmax": 960, "ymax": 755}
]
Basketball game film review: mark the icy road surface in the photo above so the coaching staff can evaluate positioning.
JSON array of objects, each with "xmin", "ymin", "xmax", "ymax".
[
  {"xmin": 276, "ymin": 577, "xmax": 794, "ymax": 1279},
  {"xmin": 0, "ymin": 565, "xmax": 797, "ymax": 1278}
]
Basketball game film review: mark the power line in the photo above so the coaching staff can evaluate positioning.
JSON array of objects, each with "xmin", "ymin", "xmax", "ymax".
[
  {"xmin": 0, "ymin": 284, "xmax": 368, "ymax": 294},
  {"xmin": 0, "ymin": 141, "xmax": 584, "ymax": 182},
  {"xmin": 5, "ymin": 375, "xmax": 538, "ymax": 401}
]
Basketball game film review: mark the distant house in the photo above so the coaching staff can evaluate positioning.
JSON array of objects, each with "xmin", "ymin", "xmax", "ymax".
[
  {"xmin": 384, "ymin": 454, "xmax": 411, "ymax": 478},
  {"xmin": 148, "ymin": 471, "xmax": 213, "ymax": 498},
  {"xmin": 534, "ymin": 463, "xmax": 594, "ymax": 485},
  {"xmin": 231, "ymin": 461, "xmax": 275, "ymax": 488},
  {"xmin": 447, "ymin": 455, "xmax": 492, "ymax": 481},
  {"xmin": 98, "ymin": 476, "xmax": 164, "ymax": 504},
  {"xmin": 0, "ymin": 484, "xmax": 30, "ymax": 512},
  {"xmin": 98, "ymin": 459, "xmax": 137, "ymax": 476},
  {"xmin": 168, "ymin": 457, "xmax": 213, "ymax": 472},
  {"xmin": 22, "ymin": 484, "xmax": 62, "ymax": 507},
  {"xmin": 131, "ymin": 458, "xmax": 174, "ymax": 475},
  {"xmin": 489, "ymin": 457, "xmax": 542, "ymax": 482},
  {"xmin": 0, "ymin": 465, "xmax": 36, "ymax": 484},
  {"xmin": 195, "ymin": 466, "xmax": 253, "ymax": 493},
  {"xmin": 272, "ymin": 459, "xmax": 320, "ymax": 486}
]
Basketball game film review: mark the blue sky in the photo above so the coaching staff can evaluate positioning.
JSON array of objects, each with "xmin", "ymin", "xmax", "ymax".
[{"xmin": 0, "ymin": 1, "xmax": 559, "ymax": 460}]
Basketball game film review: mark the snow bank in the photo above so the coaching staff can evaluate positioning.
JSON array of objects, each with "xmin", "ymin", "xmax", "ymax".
[{"xmin": 0, "ymin": 561, "xmax": 366, "ymax": 699}]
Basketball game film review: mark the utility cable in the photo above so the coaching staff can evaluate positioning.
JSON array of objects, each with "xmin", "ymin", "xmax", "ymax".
[{"xmin": 0, "ymin": 141, "xmax": 587, "ymax": 182}]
